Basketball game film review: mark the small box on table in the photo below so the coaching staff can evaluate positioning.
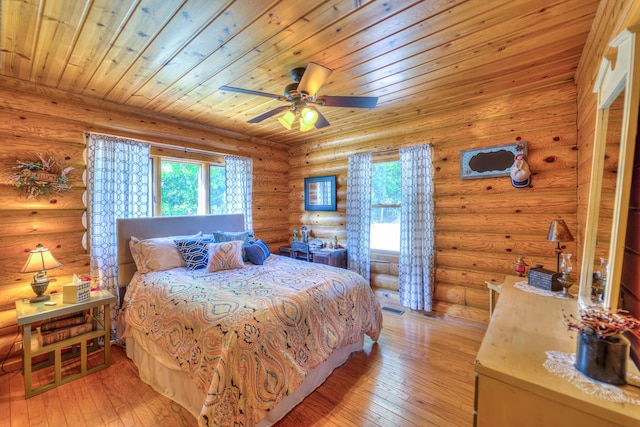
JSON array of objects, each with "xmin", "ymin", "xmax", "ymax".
[
  {"xmin": 63, "ymin": 281, "xmax": 91, "ymax": 304},
  {"xmin": 528, "ymin": 266, "xmax": 562, "ymax": 291}
]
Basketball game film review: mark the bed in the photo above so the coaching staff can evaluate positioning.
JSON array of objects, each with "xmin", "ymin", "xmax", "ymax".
[{"xmin": 116, "ymin": 214, "xmax": 383, "ymax": 427}]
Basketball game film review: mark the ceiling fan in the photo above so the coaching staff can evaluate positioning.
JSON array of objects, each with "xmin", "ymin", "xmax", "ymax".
[{"xmin": 219, "ymin": 62, "xmax": 378, "ymax": 131}]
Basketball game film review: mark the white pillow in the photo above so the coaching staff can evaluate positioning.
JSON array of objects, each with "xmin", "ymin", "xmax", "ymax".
[{"xmin": 129, "ymin": 232, "xmax": 201, "ymax": 273}]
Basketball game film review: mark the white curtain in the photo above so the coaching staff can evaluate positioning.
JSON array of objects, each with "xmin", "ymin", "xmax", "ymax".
[
  {"xmin": 87, "ymin": 134, "xmax": 150, "ymax": 308},
  {"xmin": 224, "ymin": 155, "xmax": 253, "ymax": 231},
  {"xmin": 346, "ymin": 153, "xmax": 372, "ymax": 282},
  {"xmin": 399, "ymin": 144, "xmax": 434, "ymax": 311}
]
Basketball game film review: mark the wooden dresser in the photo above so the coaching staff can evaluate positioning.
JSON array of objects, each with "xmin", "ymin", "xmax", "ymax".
[{"xmin": 475, "ymin": 276, "xmax": 640, "ymax": 426}]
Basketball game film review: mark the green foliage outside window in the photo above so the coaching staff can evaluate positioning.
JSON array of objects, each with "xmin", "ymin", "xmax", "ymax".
[
  {"xmin": 161, "ymin": 161, "xmax": 200, "ymax": 216},
  {"xmin": 159, "ymin": 160, "xmax": 227, "ymax": 216},
  {"xmin": 210, "ymin": 165, "xmax": 226, "ymax": 214}
]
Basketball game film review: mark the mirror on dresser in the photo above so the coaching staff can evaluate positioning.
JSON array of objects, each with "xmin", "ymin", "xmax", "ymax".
[{"xmin": 579, "ymin": 27, "xmax": 640, "ymax": 310}]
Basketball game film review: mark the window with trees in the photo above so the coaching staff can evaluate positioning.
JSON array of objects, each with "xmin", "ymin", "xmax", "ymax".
[
  {"xmin": 370, "ymin": 159, "xmax": 400, "ymax": 251},
  {"xmin": 152, "ymin": 156, "xmax": 226, "ymax": 216}
]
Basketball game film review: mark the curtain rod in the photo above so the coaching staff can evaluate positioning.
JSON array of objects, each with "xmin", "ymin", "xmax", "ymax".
[
  {"xmin": 84, "ymin": 131, "xmax": 227, "ymax": 157},
  {"xmin": 371, "ymin": 141, "xmax": 432, "ymax": 156},
  {"xmin": 373, "ymin": 148, "xmax": 399, "ymax": 155}
]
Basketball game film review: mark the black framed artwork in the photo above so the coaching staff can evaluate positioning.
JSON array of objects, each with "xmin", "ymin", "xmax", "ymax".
[{"xmin": 304, "ymin": 175, "xmax": 336, "ymax": 211}]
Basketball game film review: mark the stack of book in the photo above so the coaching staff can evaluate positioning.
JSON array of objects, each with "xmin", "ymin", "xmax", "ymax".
[{"xmin": 38, "ymin": 311, "xmax": 96, "ymax": 346}]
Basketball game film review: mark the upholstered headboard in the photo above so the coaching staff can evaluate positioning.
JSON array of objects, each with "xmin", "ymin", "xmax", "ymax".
[{"xmin": 117, "ymin": 214, "xmax": 245, "ymax": 289}]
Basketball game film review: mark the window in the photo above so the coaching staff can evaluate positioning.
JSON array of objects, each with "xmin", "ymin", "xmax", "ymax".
[
  {"xmin": 370, "ymin": 160, "xmax": 400, "ymax": 251},
  {"xmin": 209, "ymin": 165, "xmax": 226, "ymax": 214},
  {"xmin": 160, "ymin": 160, "xmax": 202, "ymax": 216},
  {"xmin": 152, "ymin": 156, "xmax": 226, "ymax": 216}
]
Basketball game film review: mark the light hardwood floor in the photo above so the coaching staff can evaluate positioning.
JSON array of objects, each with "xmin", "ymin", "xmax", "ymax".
[{"xmin": 1, "ymin": 309, "xmax": 486, "ymax": 426}]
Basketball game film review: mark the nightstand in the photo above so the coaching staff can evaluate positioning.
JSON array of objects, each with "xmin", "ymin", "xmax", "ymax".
[
  {"xmin": 279, "ymin": 246, "xmax": 347, "ymax": 269},
  {"xmin": 15, "ymin": 289, "xmax": 116, "ymax": 398},
  {"xmin": 312, "ymin": 248, "xmax": 347, "ymax": 268}
]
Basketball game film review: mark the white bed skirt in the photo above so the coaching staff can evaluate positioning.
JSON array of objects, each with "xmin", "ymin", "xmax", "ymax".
[{"xmin": 125, "ymin": 328, "xmax": 364, "ymax": 426}]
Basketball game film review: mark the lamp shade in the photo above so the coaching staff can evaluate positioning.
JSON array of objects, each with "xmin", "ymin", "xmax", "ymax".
[
  {"xmin": 299, "ymin": 107, "xmax": 319, "ymax": 132},
  {"xmin": 547, "ymin": 220, "xmax": 574, "ymax": 243},
  {"xmin": 278, "ymin": 110, "xmax": 295, "ymax": 130},
  {"xmin": 299, "ymin": 121, "xmax": 314, "ymax": 132},
  {"xmin": 21, "ymin": 244, "xmax": 62, "ymax": 273}
]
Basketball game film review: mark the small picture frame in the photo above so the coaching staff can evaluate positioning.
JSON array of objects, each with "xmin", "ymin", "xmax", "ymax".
[{"xmin": 304, "ymin": 175, "xmax": 336, "ymax": 211}]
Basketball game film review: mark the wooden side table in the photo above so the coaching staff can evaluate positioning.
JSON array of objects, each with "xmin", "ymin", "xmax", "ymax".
[
  {"xmin": 278, "ymin": 246, "xmax": 348, "ymax": 269},
  {"xmin": 312, "ymin": 248, "xmax": 347, "ymax": 268},
  {"xmin": 15, "ymin": 289, "xmax": 116, "ymax": 398}
]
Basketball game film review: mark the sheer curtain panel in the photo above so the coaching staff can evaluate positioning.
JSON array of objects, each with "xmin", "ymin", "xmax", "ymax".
[
  {"xmin": 87, "ymin": 134, "xmax": 150, "ymax": 310},
  {"xmin": 346, "ymin": 153, "xmax": 372, "ymax": 282},
  {"xmin": 399, "ymin": 144, "xmax": 434, "ymax": 311},
  {"xmin": 224, "ymin": 155, "xmax": 253, "ymax": 231}
]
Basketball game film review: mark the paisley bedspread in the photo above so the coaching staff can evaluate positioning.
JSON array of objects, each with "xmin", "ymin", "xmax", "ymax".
[{"xmin": 123, "ymin": 254, "xmax": 382, "ymax": 427}]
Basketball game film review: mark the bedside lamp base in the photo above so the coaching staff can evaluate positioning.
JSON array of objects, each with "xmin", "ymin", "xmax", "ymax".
[
  {"xmin": 29, "ymin": 294, "xmax": 51, "ymax": 303},
  {"xmin": 30, "ymin": 277, "xmax": 50, "ymax": 304}
]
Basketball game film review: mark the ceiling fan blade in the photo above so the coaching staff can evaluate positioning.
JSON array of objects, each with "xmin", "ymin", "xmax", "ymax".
[
  {"xmin": 247, "ymin": 105, "xmax": 289, "ymax": 123},
  {"xmin": 308, "ymin": 106, "xmax": 330, "ymax": 129},
  {"xmin": 219, "ymin": 85, "xmax": 281, "ymax": 100},
  {"xmin": 318, "ymin": 96, "xmax": 378, "ymax": 109},
  {"xmin": 297, "ymin": 62, "xmax": 332, "ymax": 98}
]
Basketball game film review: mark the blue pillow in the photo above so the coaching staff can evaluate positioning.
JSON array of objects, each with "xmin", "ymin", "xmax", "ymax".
[
  {"xmin": 244, "ymin": 239, "xmax": 271, "ymax": 265},
  {"xmin": 212, "ymin": 230, "xmax": 255, "ymax": 260},
  {"xmin": 174, "ymin": 236, "xmax": 215, "ymax": 270}
]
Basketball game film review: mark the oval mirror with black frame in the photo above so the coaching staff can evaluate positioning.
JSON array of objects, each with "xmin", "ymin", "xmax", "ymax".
[
  {"xmin": 304, "ymin": 175, "xmax": 336, "ymax": 211},
  {"xmin": 579, "ymin": 27, "xmax": 640, "ymax": 310}
]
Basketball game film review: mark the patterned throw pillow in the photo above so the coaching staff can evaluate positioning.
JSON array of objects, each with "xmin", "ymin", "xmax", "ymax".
[
  {"xmin": 244, "ymin": 239, "xmax": 271, "ymax": 265},
  {"xmin": 212, "ymin": 230, "xmax": 255, "ymax": 260},
  {"xmin": 207, "ymin": 241, "xmax": 245, "ymax": 272},
  {"xmin": 174, "ymin": 236, "xmax": 216, "ymax": 270}
]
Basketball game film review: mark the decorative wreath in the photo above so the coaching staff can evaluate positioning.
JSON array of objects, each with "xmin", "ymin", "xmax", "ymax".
[{"xmin": 8, "ymin": 153, "xmax": 73, "ymax": 199}]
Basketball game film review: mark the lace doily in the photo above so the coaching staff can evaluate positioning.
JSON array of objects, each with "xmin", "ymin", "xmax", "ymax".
[
  {"xmin": 514, "ymin": 280, "xmax": 557, "ymax": 297},
  {"xmin": 543, "ymin": 351, "xmax": 640, "ymax": 405}
]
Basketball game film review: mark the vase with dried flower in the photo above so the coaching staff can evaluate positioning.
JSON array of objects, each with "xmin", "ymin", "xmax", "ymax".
[{"xmin": 565, "ymin": 306, "xmax": 640, "ymax": 385}]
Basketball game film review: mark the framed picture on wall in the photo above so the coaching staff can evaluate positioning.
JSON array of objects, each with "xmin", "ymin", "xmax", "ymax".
[
  {"xmin": 460, "ymin": 142, "xmax": 528, "ymax": 179},
  {"xmin": 304, "ymin": 175, "xmax": 336, "ymax": 211}
]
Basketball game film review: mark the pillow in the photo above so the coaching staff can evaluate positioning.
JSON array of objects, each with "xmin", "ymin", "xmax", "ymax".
[
  {"xmin": 244, "ymin": 239, "xmax": 271, "ymax": 265},
  {"xmin": 174, "ymin": 236, "xmax": 216, "ymax": 270},
  {"xmin": 129, "ymin": 233, "xmax": 202, "ymax": 273},
  {"xmin": 207, "ymin": 241, "xmax": 245, "ymax": 272},
  {"xmin": 212, "ymin": 230, "xmax": 255, "ymax": 260}
]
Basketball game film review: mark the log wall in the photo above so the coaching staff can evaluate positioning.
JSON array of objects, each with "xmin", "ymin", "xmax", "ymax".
[
  {"xmin": 290, "ymin": 82, "xmax": 579, "ymax": 324},
  {"xmin": 0, "ymin": 77, "xmax": 289, "ymax": 367},
  {"xmin": 290, "ymin": 1, "xmax": 640, "ymax": 325}
]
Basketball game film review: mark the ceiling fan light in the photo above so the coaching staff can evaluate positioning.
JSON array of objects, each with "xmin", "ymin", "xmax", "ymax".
[
  {"xmin": 300, "ymin": 107, "xmax": 318, "ymax": 125},
  {"xmin": 299, "ymin": 119, "xmax": 314, "ymax": 132},
  {"xmin": 278, "ymin": 110, "xmax": 295, "ymax": 130}
]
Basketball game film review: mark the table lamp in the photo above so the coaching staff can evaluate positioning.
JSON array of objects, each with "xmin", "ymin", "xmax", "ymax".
[
  {"xmin": 21, "ymin": 244, "xmax": 62, "ymax": 303},
  {"xmin": 547, "ymin": 220, "xmax": 574, "ymax": 272}
]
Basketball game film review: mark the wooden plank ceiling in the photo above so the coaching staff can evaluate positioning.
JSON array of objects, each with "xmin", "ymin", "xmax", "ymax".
[{"xmin": 0, "ymin": 0, "xmax": 600, "ymax": 146}]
